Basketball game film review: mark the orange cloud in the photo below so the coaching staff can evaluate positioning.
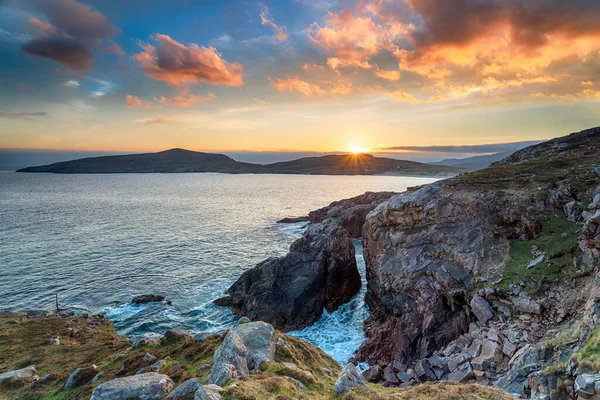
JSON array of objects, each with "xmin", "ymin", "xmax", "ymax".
[
  {"xmin": 139, "ymin": 114, "xmax": 177, "ymax": 124},
  {"xmin": 375, "ymin": 69, "xmax": 400, "ymax": 81},
  {"xmin": 132, "ymin": 34, "xmax": 244, "ymax": 88},
  {"xmin": 307, "ymin": 9, "xmax": 383, "ymax": 69},
  {"xmin": 271, "ymin": 76, "xmax": 325, "ymax": 96},
  {"xmin": 259, "ymin": 3, "xmax": 289, "ymax": 41},
  {"xmin": 156, "ymin": 92, "xmax": 216, "ymax": 107},
  {"xmin": 126, "ymin": 94, "xmax": 152, "ymax": 109}
]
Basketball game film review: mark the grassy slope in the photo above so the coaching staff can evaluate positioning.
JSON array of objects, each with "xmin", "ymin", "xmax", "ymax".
[{"xmin": 0, "ymin": 313, "xmax": 512, "ymax": 400}]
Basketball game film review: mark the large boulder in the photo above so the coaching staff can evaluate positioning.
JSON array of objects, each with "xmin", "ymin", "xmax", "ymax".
[
  {"xmin": 470, "ymin": 295, "xmax": 493, "ymax": 325},
  {"xmin": 194, "ymin": 384, "xmax": 223, "ymax": 400},
  {"xmin": 215, "ymin": 222, "xmax": 361, "ymax": 331},
  {"xmin": 333, "ymin": 363, "xmax": 366, "ymax": 394},
  {"xmin": 0, "ymin": 365, "xmax": 36, "ymax": 383},
  {"xmin": 208, "ymin": 322, "xmax": 276, "ymax": 385},
  {"xmin": 90, "ymin": 372, "xmax": 174, "ymax": 400}
]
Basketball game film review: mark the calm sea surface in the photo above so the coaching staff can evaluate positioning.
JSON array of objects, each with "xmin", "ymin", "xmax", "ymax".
[{"xmin": 0, "ymin": 172, "xmax": 437, "ymax": 363}]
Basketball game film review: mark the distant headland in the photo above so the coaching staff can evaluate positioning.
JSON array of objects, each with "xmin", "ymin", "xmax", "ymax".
[{"xmin": 16, "ymin": 149, "xmax": 467, "ymax": 176}]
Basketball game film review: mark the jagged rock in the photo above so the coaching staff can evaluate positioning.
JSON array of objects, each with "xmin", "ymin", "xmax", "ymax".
[
  {"xmin": 467, "ymin": 339, "xmax": 482, "ymax": 358},
  {"xmin": 215, "ymin": 222, "xmax": 361, "ymax": 331},
  {"xmin": 0, "ymin": 366, "xmax": 36, "ymax": 383},
  {"xmin": 281, "ymin": 362, "xmax": 314, "ymax": 382},
  {"xmin": 132, "ymin": 294, "xmax": 165, "ymax": 304},
  {"xmin": 362, "ymin": 364, "xmax": 383, "ymax": 382},
  {"xmin": 414, "ymin": 359, "xmax": 437, "ymax": 381},
  {"xmin": 448, "ymin": 353, "xmax": 471, "ymax": 372},
  {"xmin": 194, "ymin": 384, "xmax": 223, "ymax": 400},
  {"xmin": 208, "ymin": 322, "xmax": 275, "ymax": 385},
  {"xmin": 144, "ymin": 353, "xmax": 158, "ymax": 362},
  {"xmin": 137, "ymin": 359, "xmax": 166, "ymax": 374},
  {"xmin": 527, "ymin": 253, "xmax": 546, "ymax": 269},
  {"xmin": 208, "ymin": 332, "xmax": 248, "ymax": 385},
  {"xmin": 574, "ymin": 373, "xmax": 600, "ymax": 398},
  {"xmin": 512, "ymin": 297, "xmax": 541, "ymax": 314},
  {"xmin": 165, "ymin": 378, "xmax": 201, "ymax": 400},
  {"xmin": 333, "ymin": 363, "xmax": 366, "ymax": 394},
  {"xmin": 471, "ymin": 295, "xmax": 494, "ymax": 324},
  {"xmin": 503, "ymin": 341, "xmax": 517, "ymax": 357},
  {"xmin": 447, "ymin": 362, "xmax": 474, "ymax": 383},
  {"xmin": 90, "ymin": 373, "xmax": 174, "ymax": 400},
  {"xmin": 233, "ymin": 321, "xmax": 275, "ymax": 372},
  {"xmin": 471, "ymin": 340, "xmax": 499, "ymax": 370},
  {"xmin": 163, "ymin": 328, "xmax": 194, "ymax": 343},
  {"xmin": 397, "ymin": 371, "xmax": 413, "ymax": 383},
  {"xmin": 65, "ymin": 365, "xmax": 98, "ymax": 388},
  {"xmin": 383, "ymin": 364, "xmax": 400, "ymax": 385},
  {"xmin": 304, "ymin": 191, "xmax": 397, "ymax": 238}
]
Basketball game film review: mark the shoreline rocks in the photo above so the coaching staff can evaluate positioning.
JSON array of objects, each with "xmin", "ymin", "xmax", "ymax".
[{"xmin": 215, "ymin": 222, "xmax": 361, "ymax": 331}]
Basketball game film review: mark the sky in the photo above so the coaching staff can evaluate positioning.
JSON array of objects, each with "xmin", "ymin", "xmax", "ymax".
[{"xmin": 0, "ymin": 0, "xmax": 599, "ymax": 155}]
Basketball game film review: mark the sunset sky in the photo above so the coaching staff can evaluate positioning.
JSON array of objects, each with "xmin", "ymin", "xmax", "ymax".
[{"xmin": 0, "ymin": 0, "xmax": 599, "ymax": 154}]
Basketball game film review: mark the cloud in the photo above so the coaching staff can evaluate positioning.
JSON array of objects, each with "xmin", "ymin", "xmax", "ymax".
[
  {"xmin": 132, "ymin": 34, "xmax": 244, "ymax": 88},
  {"xmin": 270, "ymin": 76, "xmax": 325, "ymax": 96},
  {"xmin": 253, "ymin": 98, "xmax": 270, "ymax": 104},
  {"xmin": 156, "ymin": 92, "xmax": 216, "ymax": 107},
  {"xmin": 259, "ymin": 3, "xmax": 289, "ymax": 41},
  {"xmin": 21, "ymin": 0, "xmax": 119, "ymax": 71},
  {"xmin": 64, "ymin": 79, "xmax": 79, "ymax": 88},
  {"xmin": 375, "ymin": 69, "xmax": 400, "ymax": 81},
  {"xmin": 0, "ymin": 110, "xmax": 47, "ymax": 120},
  {"xmin": 126, "ymin": 94, "xmax": 152, "ymax": 109},
  {"xmin": 140, "ymin": 114, "xmax": 177, "ymax": 124},
  {"xmin": 382, "ymin": 141, "xmax": 542, "ymax": 154}
]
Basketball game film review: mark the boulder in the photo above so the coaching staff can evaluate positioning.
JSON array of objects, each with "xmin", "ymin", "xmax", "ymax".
[
  {"xmin": 132, "ymin": 294, "xmax": 165, "ymax": 304},
  {"xmin": 208, "ymin": 332, "xmax": 248, "ymax": 386},
  {"xmin": 471, "ymin": 295, "xmax": 494, "ymax": 324},
  {"xmin": 414, "ymin": 359, "xmax": 437, "ymax": 382},
  {"xmin": 65, "ymin": 365, "xmax": 98, "ymax": 388},
  {"xmin": 90, "ymin": 372, "xmax": 174, "ymax": 400},
  {"xmin": 383, "ymin": 364, "xmax": 399, "ymax": 385},
  {"xmin": 215, "ymin": 222, "xmax": 361, "ymax": 331},
  {"xmin": 233, "ymin": 321, "xmax": 275, "ymax": 372},
  {"xmin": 446, "ymin": 362, "xmax": 474, "ymax": 383},
  {"xmin": 208, "ymin": 321, "xmax": 276, "ymax": 385},
  {"xmin": 333, "ymin": 363, "xmax": 366, "ymax": 394},
  {"xmin": 575, "ymin": 374, "xmax": 600, "ymax": 398},
  {"xmin": 163, "ymin": 328, "xmax": 194, "ymax": 344},
  {"xmin": 165, "ymin": 378, "xmax": 201, "ymax": 400},
  {"xmin": 0, "ymin": 365, "xmax": 36, "ymax": 383},
  {"xmin": 194, "ymin": 384, "xmax": 223, "ymax": 400},
  {"xmin": 362, "ymin": 364, "xmax": 383, "ymax": 383},
  {"xmin": 512, "ymin": 297, "xmax": 541, "ymax": 314}
]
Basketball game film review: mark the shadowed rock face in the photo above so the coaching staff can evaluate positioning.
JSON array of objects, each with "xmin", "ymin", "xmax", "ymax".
[{"xmin": 215, "ymin": 222, "xmax": 361, "ymax": 331}]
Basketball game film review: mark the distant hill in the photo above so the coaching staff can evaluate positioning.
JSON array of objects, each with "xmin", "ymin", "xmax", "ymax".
[
  {"xmin": 17, "ymin": 149, "xmax": 467, "ymax": 177},
  {"xmin": 430, "ymin": 141, "xmax": 541, "ymax": 170}
]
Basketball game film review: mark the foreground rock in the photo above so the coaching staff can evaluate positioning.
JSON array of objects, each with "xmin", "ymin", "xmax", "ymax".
[
  {"xmin": 90, "ymin": 372, "xmax": 174, "ymax": 400},
  {"xmin": 334, "ymin": 363, "xmax": 367, "ymax": 394},
  {"xmin": 0, "ymin": 366, "xmax": 36, "ymax": 383},
  {"xmin": 215, "ymin": 222, "xmax": 361, "ymax": 331},
  {"xmin": 208, "ymin": 321, "xmax": 276, "ymax": 385},
  {"xmin": 65, "ymin": 365, "xmax": 98, "ymax": 388},
  {"xmin": 194, "ymin": 384, "xmax": 223, "ymax": 400}
]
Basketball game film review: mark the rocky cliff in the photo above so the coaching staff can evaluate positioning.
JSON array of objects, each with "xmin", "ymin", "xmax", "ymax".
[{"xmin": 352, "ymin": 127, "xmax": 600, "ymax": 398}]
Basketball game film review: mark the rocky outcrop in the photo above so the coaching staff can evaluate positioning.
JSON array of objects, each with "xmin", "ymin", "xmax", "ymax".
[
  {"xmin": 356, "ymin": 127, "xmax": 600, "ymax": 395},
  {"xmin": 165, "ymin": 377, "xmax": 201, "ymax": 400},
  {"xmin": 279, "ymin": 191, "xmax": 396, "ymax": 238},
  {"xmin": 90, "ymin": 372, "xmax": 174, "ymax": 400},
  {"xmin": 132, "ymin": 294, "xmax": 166, "ymax": 304},
  {"xmin": 215, "ymin": 222, "xmax": 361, "ymax": 331},
  {"xmin": 208, "ymin": 322, "xmax": 276, "ymax": 386}
]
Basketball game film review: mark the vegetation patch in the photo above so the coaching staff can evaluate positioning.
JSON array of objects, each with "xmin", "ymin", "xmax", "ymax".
[{"xmin": 500, "ymin": 213, "xmax": 581, "ymax": 293}]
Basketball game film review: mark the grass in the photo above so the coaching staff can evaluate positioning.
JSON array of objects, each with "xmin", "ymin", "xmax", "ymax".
[
  {"xmin": 0, "ymin": 313, "xmax": 515, "ymax": 400},
  {"xmin": 572, "ymin": 326, "xmax": 600, "ymax": 372},
  {"xmin": 500, "ymin": 213, "xmax": 581, "ymax": 293}
]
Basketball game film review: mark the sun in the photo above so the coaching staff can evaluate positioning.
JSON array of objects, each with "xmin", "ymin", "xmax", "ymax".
[{"xmin": 348, "ymin": 143, "xmax": 369, "ymax": 154}]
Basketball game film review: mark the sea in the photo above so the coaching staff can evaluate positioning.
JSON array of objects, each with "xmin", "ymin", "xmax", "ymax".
[{"xmin": 0, "ymin": 172, "xmax": 438, "ymax": 364}]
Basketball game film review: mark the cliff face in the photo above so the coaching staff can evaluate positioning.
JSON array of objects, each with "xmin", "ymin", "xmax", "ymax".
[{"xmin": 355, "ymin": 127, "xmax": 600, "ymax": 395}]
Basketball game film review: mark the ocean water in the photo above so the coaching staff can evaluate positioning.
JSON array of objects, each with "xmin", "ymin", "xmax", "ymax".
[{"xmin": 0, "ymin": 172, "xmax": 437, "ymax": 363}]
